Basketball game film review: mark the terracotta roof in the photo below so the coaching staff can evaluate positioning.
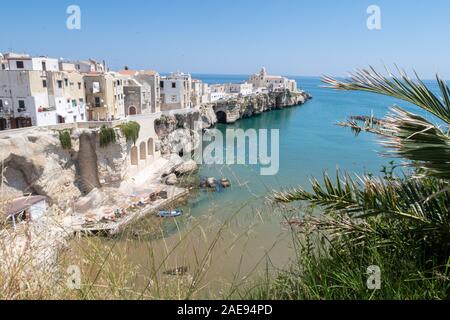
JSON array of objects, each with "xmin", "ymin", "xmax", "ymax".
[
  {"xmin": 5, "ymin": 196, "xmax": 47, "ymax": 217},
  {"xmin": 118, "ymin": 70, "xmax": 138, "ymax": 76}
]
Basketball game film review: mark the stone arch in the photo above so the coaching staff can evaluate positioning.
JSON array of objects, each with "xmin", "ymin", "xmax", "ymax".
[
  {"xmin": 131, "ymin": 146, "xmax": 138, "ymax": 166},
  {"xmin": 139, "ymin": 142, "xmax": 147, "ymax": 160},
  {"xmin": 216, "ymin": 110, "xmax": 227, "ymax": 123},
  {"xmin": 147, "ymin": 138, "xmax": 154, "ymax": 156},
  {"xmin": 128, "ymin": 106, "xmax": 137, "ymax": 115}
]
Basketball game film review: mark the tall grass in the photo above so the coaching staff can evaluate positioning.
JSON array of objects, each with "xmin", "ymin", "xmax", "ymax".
[{"xmin": 244, "ymin": 212, "xmax": 450, "ymax": 300}]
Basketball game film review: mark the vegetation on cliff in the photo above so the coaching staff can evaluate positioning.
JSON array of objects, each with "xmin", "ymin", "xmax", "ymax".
[
  {"xmin": 247, "ymin": 68, "xmax": 450, "ymax": 299},
  {"xmin": 119, "ymin": 121, "xmax": 141, "ymax": 145},
  {"xmin": 99, "ymin": 126, "xmax": 117, "ymax": 148},
  {"xmin": 58, "ymin": 130, "xmax": 72, "ymax": 150}
]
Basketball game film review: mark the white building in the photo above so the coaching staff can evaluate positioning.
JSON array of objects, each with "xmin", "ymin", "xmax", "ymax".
[
  {"xmin": 248, "ymin": 67, "xmax": 297, "ymax": 92},
  {"xmin": 46, "ymin": 71, "xmax": 87, "ymax": 124},
  {"xmin": 191, "ymin": 79, "xmax": 212, "ymax": 107},
  {"xmin": 2, "ymin": 53, "xmax": 59, "ymax": 72},
  {"xmin": 0, "ymin": 53, "xmax": 87, "ymax": 130},
  {"xmin": 74, "ymin": 59, "xmax": 106, "ymax": 73},
  {"xmin": 209, "ymin": 84, "xmax": 228, "ymax": 102},
  {"xmin": 224, "ymin": 82, "xmax": 253, "ymax": 96},
  {"xmin": 160, "ymin": 72, "xmax": 193, "ymax": 111}
]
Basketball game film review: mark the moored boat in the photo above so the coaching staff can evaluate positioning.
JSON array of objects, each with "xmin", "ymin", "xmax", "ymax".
[{"xmin": 158, "ymin": 209, "xmax": 183, "ymax": 218}]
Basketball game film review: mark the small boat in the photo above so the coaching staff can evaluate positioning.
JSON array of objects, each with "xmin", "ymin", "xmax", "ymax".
[{"xmin": 158, "ymin": 209, "xmax": 183, "ymax": 218}]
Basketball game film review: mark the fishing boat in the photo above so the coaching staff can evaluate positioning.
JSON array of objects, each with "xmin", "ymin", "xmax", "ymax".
[{"xmin": 158, "ymin": 209, "xmax": 183, "ymax": 218}]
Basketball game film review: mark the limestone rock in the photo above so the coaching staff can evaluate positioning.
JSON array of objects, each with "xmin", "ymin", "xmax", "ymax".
[
  {"xmin": 165, "ymin": 174, "xmax": 178, "ymax": 186},
  {"xmin": 174, "ymin": 160, "xmax": 198, "ymax": 176},
  {"xmin": 161, "ymin": 153, "xmax": 184, "ymax": 177}
]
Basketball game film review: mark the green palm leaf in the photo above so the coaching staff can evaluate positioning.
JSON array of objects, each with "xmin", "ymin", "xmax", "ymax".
[{"xmin": 323, "ymin": 67, "xmax": 450, "ymax": 124}]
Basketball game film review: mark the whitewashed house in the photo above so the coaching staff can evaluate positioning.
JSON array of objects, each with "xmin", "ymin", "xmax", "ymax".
[
  {"xmin": 0, "ymin": 53, "xmax": 87, "ymax": 130},
  {"xmin": 224, "ymin": 82, "xmax": 253, "ymax": 96},
  {"xmin": 160, "ymin": 72, "xmax": 193, "ymax": 111},
  {"xmin": 209, "ymin": 84, "xmax": 228, "ymax": 102}
]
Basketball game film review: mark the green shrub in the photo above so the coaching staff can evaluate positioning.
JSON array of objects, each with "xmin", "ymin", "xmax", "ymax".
[
  {"xmin": 58, "ymin": 130, "xmax": 72, "ymax": 150},
  {"xmin": 119, "ymin": 121, "xmax": 140, "ymax": 145},
  {"xmin": 99, "ymin": 125, "xmax": 116, "ymax": 147}
]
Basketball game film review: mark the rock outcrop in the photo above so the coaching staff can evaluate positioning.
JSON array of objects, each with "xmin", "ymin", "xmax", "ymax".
[
  {"xmin": 0, "ymin": 126, "xmax": 133, "ymax": 209},
  {"xmin": 154, "ymin": 89, "xmax": 311, "ymax": 154}
]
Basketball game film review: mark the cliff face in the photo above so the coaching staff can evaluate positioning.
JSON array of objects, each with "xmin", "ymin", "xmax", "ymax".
[
  {"xmin": 0, "ymin": 127, "xmax": 132, "ymax": 208},
  {"xmin": 209, "ymin": 90, "xmax": 310, "ymax": 123},
  {"xmin": 154, "ymin": 90, "xmax": 311, "ymax": 153}
]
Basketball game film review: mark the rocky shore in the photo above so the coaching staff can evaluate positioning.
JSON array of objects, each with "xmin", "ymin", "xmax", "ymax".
[
  {"xmin": 155, "ymin": 89, "xmax": 311, "ymax": 154},
  {"xmin": 0, "ymin": 88, "xmax": 311, "ymax": 285}
]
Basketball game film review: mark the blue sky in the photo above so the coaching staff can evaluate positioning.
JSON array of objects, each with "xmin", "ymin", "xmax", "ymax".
[{"xmin": 1, "ymin": 0, "xmax": 450, "ymax": 78}]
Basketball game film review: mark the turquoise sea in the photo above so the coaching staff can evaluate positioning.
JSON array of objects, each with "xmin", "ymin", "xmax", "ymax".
[
  {"xmin": 184, "ymin": 75, "xmax": 424, "ymax": 222},
  {"xmin": 98, "ymin": 75, "xmax": 442, "ymax": 296}
]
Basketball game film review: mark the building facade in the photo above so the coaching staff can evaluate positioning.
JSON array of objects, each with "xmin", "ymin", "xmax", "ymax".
[
  {"xmin": 248, "ymin": 67, "xmax": 297, "ymax": 92},
  {"xmin": 84, "ymin": 72, "xmax": 126, "ymax": 121},
  {"xmin": 122, "ymin": 77, "xmax": 153, "ymax": 116},
  {"xmin": 209, "ymin": 84, "xmax": 228, "ymax": 102},
  {"xmin": 133, "ymin": 70, "xmax": 161, "ymax": 113},
  {"xmin": 224, "ymin": 82, "xmax": 253, "ymax": 96},
  {"xmin": 160, "ymin": 72, "xmax": 192, "ymax": 111},
  {"xmin": 0, "ymin": 54, "xmax": 87, "ymax": 130}
]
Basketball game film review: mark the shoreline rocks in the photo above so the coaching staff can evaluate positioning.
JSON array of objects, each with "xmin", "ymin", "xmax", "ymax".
[{"xmin": 200, "ymin": 177, "xmax": 231, "ymax": 190}]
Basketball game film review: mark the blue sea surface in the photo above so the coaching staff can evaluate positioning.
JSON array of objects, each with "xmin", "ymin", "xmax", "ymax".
[{"xmin": 183, "ymin": 75, "xmax": 435, "ymax": 221}]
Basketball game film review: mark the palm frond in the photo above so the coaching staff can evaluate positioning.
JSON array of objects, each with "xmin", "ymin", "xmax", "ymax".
[
  {"xmin": 323, "ymin": 67, "xmax": 450, "ymax": 125},
  {"xmin": 382, "ymin": 107, "xmax": 450, "ymax": 178},
  {"xmin": 271, "ymin": 172, "xmax": 450, "ymax": 229},
  {"xmin": 338, "ymin": 107, "xmax": 450, "ymax": 179}
]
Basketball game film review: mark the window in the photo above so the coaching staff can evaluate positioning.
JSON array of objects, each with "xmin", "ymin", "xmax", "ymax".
[
  {"xmin": 72, "ymin": 100, "xmax": 77, "ymax": 107},
  {"xmin": 42, "ymin": 80, "xmax": 47, "ymax": 88},
  {"xmin": 95, "ymin": 97, "xmax": 101, "ymax": 107},
  {"xmin": 73, "ymin": 116, "xmax": 77, "ymax": 122},
  {"xmin": 57, "ymin": 80, "xmax": 63, "ymax": 88},
  {"xmin": 16, "ymin": 61, "xmax": 24, "ymax": 69},
  {"xmin": 1, "ymin": 64, "xmax": 5, "ymax": 70},
  {"xmin": 18, "ymin": 100, "xmax": 25, "ymax": 110},
  {"xmin": 172, "ymin": 82, "xmax": 176, "ymax": 89},
  {"xmin": 160, "ymin": 81, "xmax": 164, "ymax": 88},
  {"xmin": 81, "ymin": 114, "xmax": 84, "ymax": 121},
  {"xmin": 0, "ymin": 99, "xmax": 3, "ymax": 109},
  {"xmin": 79, "ymin": 98, "xmax": 84, "ymax": 103},
  {"xmin": 78, "ymin": 82, "xmax": 82, "ymax": 90},
  {"xmin": 64, "ymin": 79, "xmax": 68, "ymax": 86}
]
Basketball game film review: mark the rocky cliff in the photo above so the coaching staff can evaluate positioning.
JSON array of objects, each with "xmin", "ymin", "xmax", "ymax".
[
  {"xmin": 0, "ymin": 127, "xmax": 133, "ymax": 208},
  {"xmin": 154, "ymin": 90, "xmax": 311, "ymax": 154}
]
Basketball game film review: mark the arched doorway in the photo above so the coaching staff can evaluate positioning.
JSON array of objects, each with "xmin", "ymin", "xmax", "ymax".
[
  {"xmin": 128, "ymin": 106, "xmax": 137, "ymax": 115},
  {"xmin": 139, "ymin": 142, "xmax": 146, "ymax": 160},
  {"xmin": 147, "ymin": 138, "xmax": 154, "ymax": 156},
  {"xmin": 216, "ymin": 111, "xmax": 227, "ymax": 123},
  {"xmin": 131, "ymin": 146, "xmax": 138, "ymax": 165}
]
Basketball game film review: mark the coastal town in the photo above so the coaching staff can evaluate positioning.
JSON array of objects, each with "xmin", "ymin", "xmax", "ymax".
[
  {"xmin": 0, "ymin": 52, "xmax": 299, "ymax": 130},
  {"xmin": 0, "ymin": 52, "xmax": 310, "ymax": 280}
]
